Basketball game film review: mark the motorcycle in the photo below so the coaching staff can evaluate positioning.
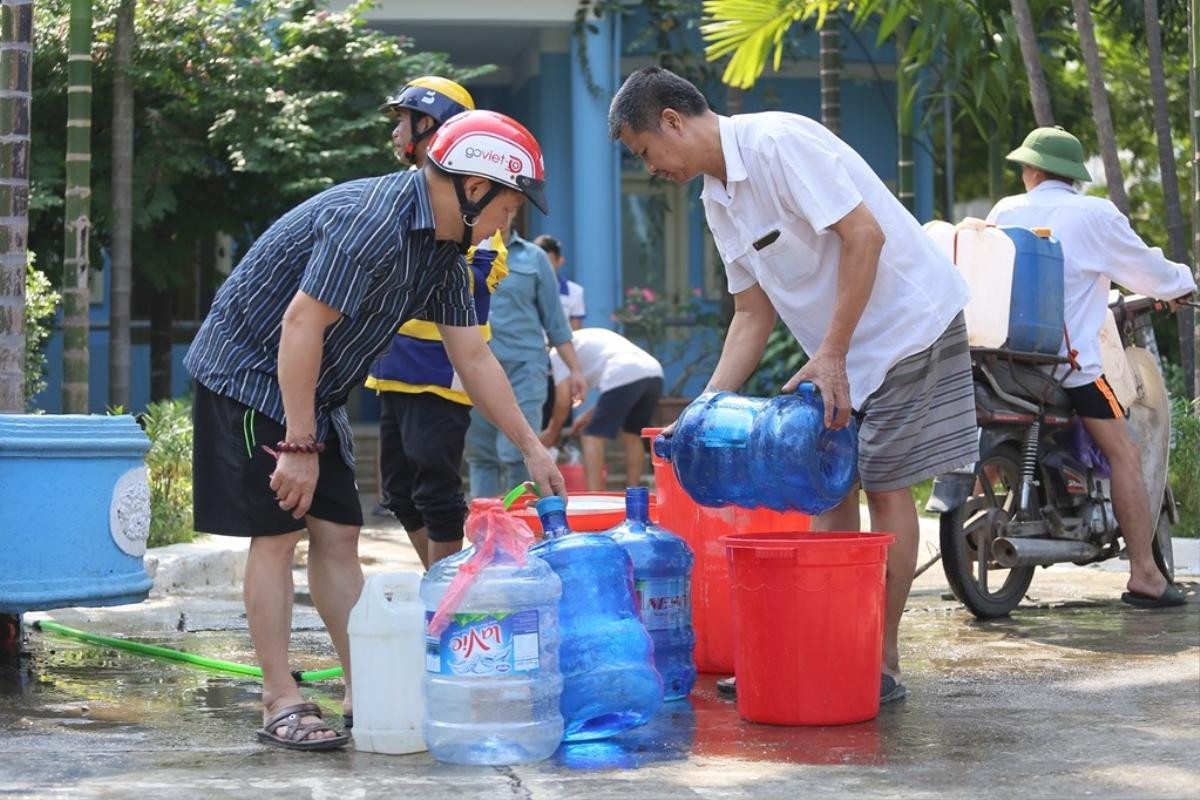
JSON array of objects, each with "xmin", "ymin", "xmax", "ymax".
[{"xmin": 928, "ymin": 292, "xmax": 1183, "ymax": 619}]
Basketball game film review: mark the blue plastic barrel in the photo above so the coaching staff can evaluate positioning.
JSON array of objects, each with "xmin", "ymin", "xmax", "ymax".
[
  {"xmin": 532, "ymin": 496, "xmax": 663, "ymax": 741},
  {"xmin": 1001, "ymin": 227, "xmax": 1064, "ymax": 354},
  {"xmin": 653, "ymin": 384, "xmax": 858, "ymax": 515},
  {"xmin": 0, "ymin": 415, "xmax": 153, "ymax": 613}
]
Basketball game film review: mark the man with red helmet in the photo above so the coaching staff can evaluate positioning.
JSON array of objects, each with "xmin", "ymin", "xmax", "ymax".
[
  {"xmin": 184, "ymin": 110, "xmax": 562, "ymax": 751},
  {"xmin": 368, "ymin": 80, "xmax": 585, "ymax": 570}
]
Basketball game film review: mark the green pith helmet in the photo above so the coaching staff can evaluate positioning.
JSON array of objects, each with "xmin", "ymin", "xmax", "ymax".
[{"xmin": 1006, "ymin": 126, "xmax": 1092, "ymax": 182}]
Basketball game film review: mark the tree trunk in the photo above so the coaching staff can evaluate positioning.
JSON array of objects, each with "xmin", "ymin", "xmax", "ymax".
[
  {"xmin": 1191, "ymin": 0, "xmax": 1200, "ymax": 400},
  {"xmin": 61, "ymin": 0, "xmax": 93, "ymax": 413},
  {"xmin": 1010, "ymin": 0, "xmax": 1054, "ymax": 126},
  {"xmin": 988, "ymin": 130, "xmax": 1005, "ymax": 203},
  {"xmin": 819, "ymin": 23, "xmax": 841, "ymax": 136},
  {"xmin": 942, "ymin": 88, "xmax": 955, "ymax": 219},
  {"xmin": 149, "ymin": 285, "xmax": 172, "ymax": 402},
  {"xmin": 1145, "ymin": 0, "xmax": 1193, "ymax": 399},
  {"xmin": 0, "ymin": 0, "xmax": 32, "ymax": 413},
  {"xmin": 109, "ymin": 0, "xmax": 134, "ymax": 410},
  {"xmin": 896, "ymin": 20, "xmax": 915, "ymax": 213},
  {"xmin": 1071, "ymin": 0, "xmax": 1131, "ymax": 217}
]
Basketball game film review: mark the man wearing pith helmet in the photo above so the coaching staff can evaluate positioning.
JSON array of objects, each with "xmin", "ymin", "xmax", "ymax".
[
  {"xmin": 988, "ymin": 125, "xmax": 1196, "ymax": 609},
  {"xmin": 184, "ymin": 109, "xmax": 566, "ymax": 752}
]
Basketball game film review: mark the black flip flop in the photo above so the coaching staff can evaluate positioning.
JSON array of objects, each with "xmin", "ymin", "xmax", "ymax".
[
  {"xmin": 1121, "ymin": 584, "xmax": 1187, "ymax": 609},
  {"xmin": 255, "ymin": 702, "xmax": 349, "ymax": 751},
  {"xmin": 716, "ymin": 676, "xmax": 736, "ymax": 697}
]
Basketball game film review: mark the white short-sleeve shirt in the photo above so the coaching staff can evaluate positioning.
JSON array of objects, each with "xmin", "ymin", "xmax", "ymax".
[
  {"xmin": 559, "ymin": 279, "xmax": 586, "ymax": 322},
  {"xmin": 701, "ymin": 113, "xmax": 970, "ymax": 408},
  {"xmin": 551, "ymin": 327, "xmax": 663, "ymax": 394},
  {"xmin": 988, "ymin": 182, "xmax": 1196, "ymax": 387}
]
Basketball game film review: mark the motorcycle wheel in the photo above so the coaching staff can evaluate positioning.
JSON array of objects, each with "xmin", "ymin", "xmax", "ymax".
[
  {"xmin": 940, "ymin": 445, "xmax": 1036, "ymax": 619},
  {"xmin": 1152, "ymin": 510, "xmax": 1175, "ymax": 583}
]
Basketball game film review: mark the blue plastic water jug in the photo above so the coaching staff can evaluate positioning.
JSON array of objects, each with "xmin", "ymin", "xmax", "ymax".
[
  {"xmin": 531, "ymin": 496, "xmax": 663, "ymax": 741},
  {"xmin": 421, "ymin": 502, "xmax": 564, "ymax": 765},
  {"xmin": 607, "ymin": 488, "xmax": 696, "ymax": 701},
  {"xmin": 653, "ymin": 383, "xmax": 858, "ymax": 514},
  {"xmin": 1001, "ymin": 226, "xmax": 1064, "ymax": 354}
]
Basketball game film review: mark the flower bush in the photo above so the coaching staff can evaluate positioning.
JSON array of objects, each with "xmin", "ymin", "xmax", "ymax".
[{"xmin": 612, "ymin": 286, "xmax": 726, "ymax": 395}]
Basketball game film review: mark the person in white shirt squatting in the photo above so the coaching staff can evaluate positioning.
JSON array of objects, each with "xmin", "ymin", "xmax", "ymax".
[
  {"xmin": 610, "ymin": 66, "xmax": 980, "ymax": 704},
  {"xmin": 542, "ymin": 327, "xmax": 664, "ymax": 490},
  {"xmin": 988, "ymin": 126, "xmax": 1195, "ymax": 609}
]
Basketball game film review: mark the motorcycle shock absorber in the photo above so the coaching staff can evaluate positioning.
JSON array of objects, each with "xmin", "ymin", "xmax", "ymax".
[{"xmin": 1018, "ymin": 419, "xmax": 1041, "ymax": 514}]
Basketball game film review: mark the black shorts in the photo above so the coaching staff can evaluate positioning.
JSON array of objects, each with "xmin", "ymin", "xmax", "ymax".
[
  {"xmin": 583, "ymin": 376, "xmax": 663, "ymax": 439},
  {"xmin": 192, "ymin": 382, "xmax": 363, "ymax": 536},
  {"xmin": 379, "ymin": 391, "xmax": 472, "ymax": 543},
  {"xmin": 1065, "ymin": 375, "xmax": 1128, "ymax": 420}
]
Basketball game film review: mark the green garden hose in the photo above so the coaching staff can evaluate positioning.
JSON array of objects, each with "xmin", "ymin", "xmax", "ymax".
[{"xmin": 33, "ymin": 620, "xmax": 344, "ymax": 683}]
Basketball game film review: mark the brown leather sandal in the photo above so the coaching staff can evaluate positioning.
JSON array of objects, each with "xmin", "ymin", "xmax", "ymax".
[{"xmin": 255, "ymin": 702, "xmax": 349, "ymax": 751}]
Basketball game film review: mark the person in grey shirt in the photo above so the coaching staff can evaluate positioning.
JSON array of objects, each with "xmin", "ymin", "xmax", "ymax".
[{"xmin": 466, "ymin": 220, "xmax": 586, "ymax": 497}]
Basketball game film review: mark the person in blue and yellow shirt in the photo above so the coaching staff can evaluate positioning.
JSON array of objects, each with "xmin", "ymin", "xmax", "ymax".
[
  {"xmin": 367, "ymin": 230, "xmax": 509, "ymax": 568},
  {"xmin": 367, "ymin": 76, "xmax": 492, "ymax": 568}
]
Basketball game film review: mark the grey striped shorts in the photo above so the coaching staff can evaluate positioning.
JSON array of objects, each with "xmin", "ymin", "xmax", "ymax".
[{"xmin": 856, "ymin": 313, "xmax": 978, "ymax": 492}]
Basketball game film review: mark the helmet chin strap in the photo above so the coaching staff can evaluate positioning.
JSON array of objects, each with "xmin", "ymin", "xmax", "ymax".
[
  {"xmin": 451, "ymin": 175, "xmax": 503, "ymax": 254},
  {"xmin": 404, "ymin": 113, "xmax": 439, "ymax": 166}
]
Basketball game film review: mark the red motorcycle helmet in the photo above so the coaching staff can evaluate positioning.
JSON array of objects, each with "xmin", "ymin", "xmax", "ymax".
[{"xmin": 426, "ymin": 110, "xmax": 548, "ymax": 217}]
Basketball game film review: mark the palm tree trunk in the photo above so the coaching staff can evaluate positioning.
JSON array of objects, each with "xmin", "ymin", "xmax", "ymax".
[
  {"xmin": 61, "ymin": 0, "xmax": 93, "ymax": 413},
  {"xmin": 819, "ymin": 23, "xmax": 840, "ymax": 136},
  {"xmin": 1143, "ymin": 0, "xmax": 1193, "ymax": 399},
  {"xmin": 109, "ymin": 0, "xmax": 134, "ymax": 409},
  {"xmin": 1071, "ymin": 0, "xmax": 1131, "ymax": 217},
  {"xmin": 1010, "ymin": 0, "xmax": 1054, "ymax": 126},
  {"xmin": 0, "ymin": 0, "xmax": 32, "ymax": 413},
  {"xmin": 1190, "ymin": 0, "xmax": 1200, "ymax": 400},
  {"xmin": 896, "ymin": 20, "xmax": 915, "ymax": 213}
]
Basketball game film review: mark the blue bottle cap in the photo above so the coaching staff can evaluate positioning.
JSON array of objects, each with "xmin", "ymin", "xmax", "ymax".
[{"xmin": 536, "ymin": 495, "xmax": 566, "ymax": 515}]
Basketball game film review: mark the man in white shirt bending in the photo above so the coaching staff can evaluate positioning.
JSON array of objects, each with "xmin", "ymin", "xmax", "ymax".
[
  {"xmin": 544, "ymin": 327, "xmax": 664, "ymax": 490},
  {"xmin": 989, "ymin": 126, "xmax": 1195, "ymax": 608},
  {"xmin": 610, "ymin": 66, "xmax": 977, "ymax": 703}
]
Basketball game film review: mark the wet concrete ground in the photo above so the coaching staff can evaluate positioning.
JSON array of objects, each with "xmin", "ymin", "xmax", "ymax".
[{"xmin": 2, "ymin": 520, "xmax": 1198, "ymax": 799}]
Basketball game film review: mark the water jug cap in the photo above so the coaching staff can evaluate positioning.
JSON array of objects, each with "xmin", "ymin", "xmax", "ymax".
[{"xmin": 536, "ymin": 495, "xmax": 566, "ymax": 515}]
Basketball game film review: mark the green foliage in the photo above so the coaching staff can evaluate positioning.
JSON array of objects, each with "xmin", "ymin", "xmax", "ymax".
[
  {"xmin": 140, "ymin": 397, "xmax": 195, "ymax": 547},
  {"xmin": 1169, "ymin": 396, "xmax": 1200, "ymax": 537},
  {"xmin": 29, "ymin": 0, "xmax": 487, "ymax": 294},
  {"xmin": 23, "ymin": 255, "xmax": 60, "ymax": 411},
  {"xmin": 744, "ymin": 323, "xmax": 807, "ymax": 396},
  {"xmin": 612, "ymin": 286, "xmax": 727, "ymax": 395}
]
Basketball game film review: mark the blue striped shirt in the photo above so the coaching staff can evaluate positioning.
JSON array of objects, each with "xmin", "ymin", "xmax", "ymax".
[{"xmin": 184, "ymin": 170, "xmax": 475, "ymax": 466}]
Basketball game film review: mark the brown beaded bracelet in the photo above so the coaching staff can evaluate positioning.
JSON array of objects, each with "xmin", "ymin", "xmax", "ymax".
[{"xmin": 274, "ymin": 438, "xmax": 326, "ymax": 454}]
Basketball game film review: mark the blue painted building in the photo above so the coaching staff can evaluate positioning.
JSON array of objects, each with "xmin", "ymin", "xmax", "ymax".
[{"xmin": 35, "ymin": 0, "xmax": 934, "ymax": 417}]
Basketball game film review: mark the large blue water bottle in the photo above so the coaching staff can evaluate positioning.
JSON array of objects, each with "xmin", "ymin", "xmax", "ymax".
[
  {"xmin": 421, "ymin": 501, "xmax": 564, "ymax": 765},
  {"xmin": 1001, "ymin": 226, "xmax": 1064, "ymax": 354},
  {"xmin": 607, "ymin": 487, "xmax": 696, "ymax": 701},
  {"xmin": 654, "ymin": 383, "xmax": 858, "ymax": 514},
  {"xmin": 531, "ymin": 496, "xmax": 663, "ymax": 741}
]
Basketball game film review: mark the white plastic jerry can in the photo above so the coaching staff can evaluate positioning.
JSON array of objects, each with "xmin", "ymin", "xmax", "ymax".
[
  {"xmin": 924, "ymin": 218, "xmax": 1015, "ymax": 349},
  {"xmin": 347, "ymin": 571, "xmax": 427, "ymax": 755}
]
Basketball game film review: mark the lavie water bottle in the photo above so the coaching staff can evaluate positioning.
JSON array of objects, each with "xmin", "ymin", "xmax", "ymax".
[
  {"xmin": 421, "ymin": 500, "xmax": 563, "ymax": 765},
  {"xmin": 531, "ymin": 495, "xmax": 663, "ymax": 741},
  {"xmin": 607, "ymin": 487, "xmax": 696, "ymax": 701},
  {"xmin": 654, "ymin": 383, "xmax": 858, "ymax": 514}
]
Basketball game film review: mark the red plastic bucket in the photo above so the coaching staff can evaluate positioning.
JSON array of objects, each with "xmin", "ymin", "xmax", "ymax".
[
  {"xmin": 558, "ymin": 462, "xmax": 609, "ymax": 493},
  {"xmin": 642, "ymin": 427, "xmax": 812, "ymax": 674},
  {"xmin": 508, "ymin": 491, "xmax": 655, "ymax": 533},
  {"xmin": 722, "ymin": 531, "xmax": 895, "ymax": 726}
]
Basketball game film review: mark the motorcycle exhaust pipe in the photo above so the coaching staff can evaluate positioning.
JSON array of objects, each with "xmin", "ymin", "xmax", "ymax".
[{"xmin": 992, "ymin": 537, "xmax": 1102, "ymax": 568}]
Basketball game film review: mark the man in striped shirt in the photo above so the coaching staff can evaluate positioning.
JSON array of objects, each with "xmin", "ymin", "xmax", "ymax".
[{"xmin": 184, "ymin": 111, "xmax": 562, "ymax": 750}]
